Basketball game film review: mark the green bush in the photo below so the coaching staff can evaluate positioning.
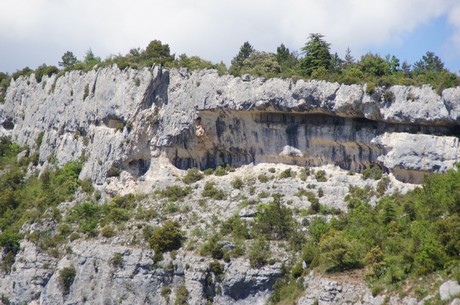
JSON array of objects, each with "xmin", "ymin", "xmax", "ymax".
[
  {"xmin": 319, "ymin": 231, "xmax": 363, "ymax": 272},
  {"xmin": 174, "ymin": 283, "xmax": 189, "ymax": 305},
  {"xmin": 249, "ymin": 238, "xmax": 270, "ymax": 268},
  {"xmin": 149, "ymin": 221, "xmax": 183, "ymax": 253},
  {"xmin": 362, "ymin": 166, "xmax": 383, "ymax": 180},
  {"xmin": 209, "ymin": 260, "xmax": 224, "ymax": 275},
  {"xmin": 279, "ymin": 168, "xmax": 295, "ymax": 179},
  {"xmin": 315, "ymin": 170, "xmax": 327, "ymax": 182},
  {"xmin": 160, "ymin": 185, "xmax": 192, "ymax": 202},
  {"xmin": 202, "ymin": 182, "xmax": 226, "ymax": 200},
  {"xmin": 231, "ymin": 177, "xmax": 244, "ymax": 189},
  {"xmin": 255, "ymin": 194, "xmax": 294, "ymax": 240},
  {"xmin": 110, "ymin": 252, "xmax": 124, "ymax": 269},
  {"xmin": 182, "ymin": 167, "xmax": 204, "ymax": 184},
  {"xmin": 258, "ymin": 174, "xmax": 270, "ymax": 183},
  {"xmin": 100, "ymin": 226, "xmax": 115, "ymax": 238},
  {"xmin": 59, "ymin": 266, "xmax": 76, "ymax": 295}
]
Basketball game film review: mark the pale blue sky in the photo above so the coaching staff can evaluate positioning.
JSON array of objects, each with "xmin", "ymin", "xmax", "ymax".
[{"xmin": 1, "ymin": 0, "xmax": 459, "ymax": 74}]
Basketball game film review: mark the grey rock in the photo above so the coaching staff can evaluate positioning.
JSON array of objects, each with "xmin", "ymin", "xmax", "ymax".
[{"xmin": 440, "ymin": 280, "xmax": 460, "ymax": 301}]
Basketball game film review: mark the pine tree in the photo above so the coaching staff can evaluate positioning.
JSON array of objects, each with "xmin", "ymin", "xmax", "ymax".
[{"xmin": 299, "ymin": 33, "xmax": 331, "ymax": 76}]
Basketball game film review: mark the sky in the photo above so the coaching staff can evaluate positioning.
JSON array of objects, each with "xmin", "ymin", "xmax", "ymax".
[{"xmin": 1, "ymin": 0, "xmax": 460, "ymax": 73}]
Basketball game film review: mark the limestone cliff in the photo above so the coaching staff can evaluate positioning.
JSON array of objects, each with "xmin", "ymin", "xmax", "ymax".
[
  {"xmin": 1, "ymin": 66, "xmax": 459, "ymax": 186},
  {"xmin": 1, "ymin": 66, "xmax": 460, "ymax": 305}
]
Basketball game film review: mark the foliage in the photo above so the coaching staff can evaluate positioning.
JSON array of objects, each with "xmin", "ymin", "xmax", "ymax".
[
  {"xmin": 362, "ymin": 166, "xmax": 383, "ymax": 180},
  {"xmin": 279, "ymin": 168, "xmax": 295, "ymax": 179},
  {"xmin": 315, "ymin": 170, "xmax": 327, "ymax": 182},
  {"xmin": 249, "ymin": 237, "xmax": 270, "ymax": 268},
  {"xmin": 110, "ymin": 252, "xmax": 124, "ymax": 269},
  {"xmin": 182, "ymin": 167, "xmax": 204, "ymax": 184},
  {"xmin": 144, "ymin": 40, "xmax": 175, "ymax": 66},
  {"xmin": 300, "ymin": 33, "xmax": 331, "ymax": 76},
  {"xmin": 202, "ymin": 182, "xmax": 226, "ymax": 200},
  {"xmin": 160, "ymin": 185, "xmax": 192, "ymax": 202},
  {"xmin": 34, "ymin": 64, "xmax": 59, "ymax": 83},
  {"xmin": 255, "ymin": 194, "xmax": 294, "ymax": 240},
  {"xmin": 59, "ymin": 51, "xmax": 78, "ymax": 68},
  {"xmin": 59, "ymin": 266, "xmax": 76, "ymax": 294},
  {"xmin": 174, "ymin": 283, "xmax": 189, "ymax": 305},
  {"xmin": 148, "ymin": 221, "xmax": 183, "ymax": 253},
  {"xmin": 231, "ymin": 177, "xmax": 244, "ymax": 189},
  {"xmin": 230, "ymin": 41, "xmax": 255, "ymax": 75}
]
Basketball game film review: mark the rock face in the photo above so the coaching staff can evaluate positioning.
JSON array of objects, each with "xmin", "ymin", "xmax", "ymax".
[
  {"xmin": 1, "ymin": 66, "xmax": 460, "ymax": 304},
  {"xmin": 1, "ymin": 66, "xmax": 460, "ymax": 185}
]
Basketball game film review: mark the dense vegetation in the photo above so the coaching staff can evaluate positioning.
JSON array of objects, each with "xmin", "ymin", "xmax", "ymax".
[{"xmin": 1, "ymin": 34, "xmax": 459, "ymax": 104}]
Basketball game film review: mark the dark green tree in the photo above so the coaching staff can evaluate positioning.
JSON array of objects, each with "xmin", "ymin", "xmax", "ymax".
[
  {"xmin": 344, "ymin": 47, "xmax": 354, "ymax": 67},
  {"xmin": 413, "ymin": 51, "xmax": 445, "ymax": 74},
  {"xmin": 276, "ymin": 43, "xmax": 298, "ymax": 73},
  {"xmin": 143, "ymin": 40, "xmax": 174, "ymax": 66},
  {"xmin": 358, "ymin": 53, "xmax": 388, "ymax": 77},
  {"xmin": 83, "ymin": 49, "xmax": 101, "ymax": 67},
  {"xmin": 299, "ymin": 33, "xmax": 332, "ymax": 76},
  {"xmin": 230, "ymin": 41, "xmax": 255, "ymax": 75},
  {"xmin": 59, "ymin": 51, "xmax": 78, "ymax": 68}
]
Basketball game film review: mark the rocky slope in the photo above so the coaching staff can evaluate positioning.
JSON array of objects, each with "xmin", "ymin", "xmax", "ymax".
[{"xmin": 0, "ymin": 66, "xmax": 460, "ymax": 304}]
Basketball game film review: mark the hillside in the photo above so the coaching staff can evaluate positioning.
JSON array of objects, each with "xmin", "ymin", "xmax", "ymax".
[{"xmin": 0, "ymin": 66, "xmax": 459, "ymax": 304}]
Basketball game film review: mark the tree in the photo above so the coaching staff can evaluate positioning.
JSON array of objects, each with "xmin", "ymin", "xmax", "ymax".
[
  {"xmin": 344, "ymin": 47, "xmax": 354, "ymax": 67},
  {"xmin": 83, "ymin": 49, "xmax": 101, "ymax": 67},
  {"xmin": 239, "ymin": 51, "xmax": 281, "ymax": 76},
  {"xmin": 299, "ymin": 33, "xmax": 332, "ymax": 77},
  {"xmin": 330, "ymin": 52, "xmax": 344, "ymax": 73},
  {"xmin": 149, "ymin": 221, "xmax": 183, "ymax": 253},
  {"xmin": 230, "ymin": 41, "xmax": 255, "ymax": 75},
  {"xmin": 143, "ymin": 40, "xmax": 174, "ymax": 66},
  {"xmin": 276, "ymin": 43, "xmax": 298, "ymax": 73},
  {"xmin": 385, "ymin": 54, "xmax": 400, "ymax": 74},
  {"xmin": 358, "ymin": 53, "xmax": 388, "ymax": 77},
  {"xmin": 59, "ymin": 51, "xmax": 78, "ymax": 68},
  {"xmin": 412, "ymin": 51, "xmax": 445, "ymax": 74}
]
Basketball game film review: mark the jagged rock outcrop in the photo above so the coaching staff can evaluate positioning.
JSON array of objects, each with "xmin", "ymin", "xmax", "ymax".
[{"xmin": 1, "ymin": 66, "xmax": 460, "ymax": 186}]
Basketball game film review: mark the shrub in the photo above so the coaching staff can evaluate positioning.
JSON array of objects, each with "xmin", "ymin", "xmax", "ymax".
[
  {"xmin": 160, "ymin": 185, "xmax": 191, "ymax": 202},
  {"xmin": 182, "ymin": 167, "xmax": 204, "ymax": 184},
  {"xmin": 279, "ymin": 168, "xmax": 295, "ymax": 179},
  {"xmin": 383, "ymin": 90, "xmax": 395, "ymax": 103},
  {"xmin": 249, "ymin": 238, "xmax": 270, "ymax": 268},
  {"xmin": 59, "ymin": 266, "xmax": 76, "ymax": 295},
  {"xmin": 209, "ymin": 260, "xmax": 224, "ymax": 275},
  {"xmin": 214, "ymin": 165, "xmax": 227, "ymax": 176},
  {"xmin": 319, "ymin": 231, "xmax": 363, "ymax": 272},
  {"xmin": 291, "ymin": 262, "xmax": 304, "ymax": 279},
  {"xmin": 149, "ymin": 221, "xmax": 183, "ymax": 253},
  {"xmin": 255, "ymin": 194, "xmax": 294, "ymax": 240},
  {"xmin": 202, "ymin": 182, "xmax": 226, "ymax": 200},
  {"xmin": 362, "ymin": 165, "xmax": 383, "ymax": 180},
  {"xmin": 83, "ymin": 84, "xmax": 90, "ymax": 100},
  {"xmin": 110, "ymin": 252, "xmax": 124, "ymax": 269},
  {"xmin": 107, "ymin": 165, "xmax": 121, "ymax": 177},
  {"xmin": 315, "ymin": 170, "xmax": 327, "ymax": 182},
  {"xmin": 231, "ymin": 177, "xmax": 244, "ymax": 189},
  {"xmin": 365, "ymin": 82, "xmax": 376, "ymax": 95},
  {"xmin": 174, "ymin": 283, "xmax": 189, "ymax": 305},
  {"xmin": 100, "ymin": 226, "xmax": 115, "ymax": 238},
  {"xmin": 258, "ymin": 174, "xmax": 270, "ymax": 183}
]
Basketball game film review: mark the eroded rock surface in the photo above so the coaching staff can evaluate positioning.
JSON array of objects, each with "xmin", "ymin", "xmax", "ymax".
[{"xmin": 1, "ymin": 67, "xmax": 460, "ymax": 186}]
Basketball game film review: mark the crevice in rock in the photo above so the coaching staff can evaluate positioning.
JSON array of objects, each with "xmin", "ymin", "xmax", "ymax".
[{"xmin": 2, "ymin": 119, "xmax": 14, "ymax": 130}]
